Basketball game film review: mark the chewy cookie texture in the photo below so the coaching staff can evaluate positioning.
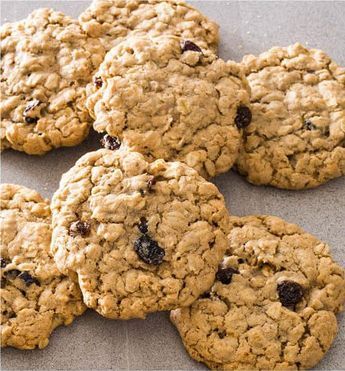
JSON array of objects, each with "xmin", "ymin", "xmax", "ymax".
[
  {"xmin": 0, "ymin": 184, "xmax": 86, "ymax": 350},
  {"xmin": 237, "ymin": 43, "xmax": 345, "ymax": 189},
  {"xmin": 0, "ymin": 8, "xmax": 105, "ymax": 155},
  {"xmin": 171, "ymin": 215, "xmax": 345, "ymax": 370},
  {"xmin": 79, "ymin": 0, "xmax": 219, "ymax": 52},
  {"xmin": 86, "ymin": 35, "xmax": 251, "ymax": 178},
  {"xmin": 51, "ymin": 146, "xmax": 230, "ymax": 319}
]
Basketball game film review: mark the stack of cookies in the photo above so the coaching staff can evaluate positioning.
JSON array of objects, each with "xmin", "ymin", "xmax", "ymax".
[{"xmin": 1, "ymin": 1, "xmax": 344, "ymax": 370}]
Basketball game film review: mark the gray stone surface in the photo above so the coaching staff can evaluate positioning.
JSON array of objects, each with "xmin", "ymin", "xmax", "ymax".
[{"xmin": 1, "ymin": 1, "xmax": 344, "ymax": 370}]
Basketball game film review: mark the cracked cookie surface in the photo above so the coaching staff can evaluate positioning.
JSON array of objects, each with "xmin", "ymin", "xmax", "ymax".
[
  {"xmin": 236, "ymin": 43, "xmax": 345, "ymax": 189},
  {"xmin": 0, "ymin": 8, "xmax": 105, "ymax": 155},
  {"xmin": 171, "ymin": 215, "xmax": 345, "ymax": 370},
  {"xmin": 86, "ymin": 35, "xmax": 251, "ymax": 178},
  {"xmin": 51, "ymin": 147, "xmax": 230, "ymax": 319},
  {"xmin": 0, "ymin": 184, "xmax": 86, "ymax": 350},
  {"xmin": 79, "ymin": 0, "xmax": 219, "ymax": 52}
]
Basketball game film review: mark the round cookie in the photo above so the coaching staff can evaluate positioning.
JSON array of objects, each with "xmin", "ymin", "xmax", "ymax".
[
  {"xmin": 171, "ymin": 215, "xmax": 345, "ymax": 370},
  {"xmin": 236, "ymin": 43, "xmax": 345, "ymax": 189},
  {"xmin": 86, "ymin": 35, "xmax": 251, "ymax": 178},
  {"xmin": 51, "ymin": 146, "xmax": 230, "ymax": 319},
  {"xmin": 0, "ymin": 184, "xmax": 86, "ymax": 350},
  {"xmin": 79, "ymin": 0, "xmax": 219, "ymax": 52},
  {"xmin": 0, "ymin": 8, "xmax": 105, "ymax": 155}
]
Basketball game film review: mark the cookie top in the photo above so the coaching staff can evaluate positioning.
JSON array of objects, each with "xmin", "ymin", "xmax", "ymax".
[
  {"xmin": 0, "ymin": 184, "xmax": 86, "ymax": 350},
  {"xmin": 171, "ymin": 215, "xmax": 345, "ymax": 370},
  {"xmin": 0, "ymin": 8, "xmax": 105, "ymax": 155},
  {"xmin": 51, "ymin": 147, "xmax": 230, "ymax": 319},
  {"xmin": 236, "ymin": 43, "xmax": 345, "ymax": 189},
  {"xmin": 79, "ymin": 0, "xmax": 219, "ymax": 52},
  {"xmin": 86, "ymin": 35, "xmax": 251, "ymax": 178}
]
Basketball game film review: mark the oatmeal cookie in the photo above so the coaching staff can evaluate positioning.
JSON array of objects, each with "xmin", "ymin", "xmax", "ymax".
[
  {"xmin": 171, "ymin": 215, "xmax": 345, "ymax": 369},
  {"xmin": 51, "ymin": 147, "xmax": 230, "ymax": 319},
  {"xmin": 0, "ymin": 184, "xmax": 86, "ymax": 349},
  {"xmin": 237, "ymin": 43, "xmax": 345, "ymax": 189},
  {"xmin": 87, "ymin": 35, "xmax": 251, "ymax": 178},
  {"xmin": 0, "ymin": 8, "xmax": 105, "ymax": 154},
  {"xmin": 79, "ymin": 0, "xmax": 219, "ymax": 52}
]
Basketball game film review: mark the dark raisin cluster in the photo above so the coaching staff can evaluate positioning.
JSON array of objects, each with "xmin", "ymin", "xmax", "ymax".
[
  {"xmin": 181, "ymin": 40, "xmax": 202, "ymax": 53},
  {"xmin": 134, "ymin": 218, "xmax": 165, "ymax": 265},
  {"xmin": 277, "ymin": 280, "xmax": 304, "ymax": 308},
  {"xmin": 69, "ymin": 220, "xmax": 91, "ymax": 237},
  {"xmin": 304, "ymin": 120, "xmax": 316, "ymax": 131},
  {"xmin": 101, "ymin": 134, "xmax": 121, "ymax": 150},
  {"xmin": 216, "ymin": 267, "xmax": 239, "ymax": 284},
  {"xmin": 235, "ymin": 106, "xmax": 252, "ymax": 129},
  {"xmin": 94, "ymin": 76, "xmax": 103, "ymax": 88},
  {"xmin": 4, "ymin": 269, "xmax": 40, "ymax": 286}
]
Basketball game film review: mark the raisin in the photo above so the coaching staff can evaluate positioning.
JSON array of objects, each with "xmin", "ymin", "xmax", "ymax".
[
  {"xmin": 277, "ymin": 281, "xmax": 303, "ymax": 308},
  {"xmin": 19, "ymin": 271, "xmax": 40, "ymax": 286},
  {"xmin": 69, "ymin": 220, "xmax": 91, "ymax": 237},
  {"xmin": 94, "ymin": 76, "xmax": 103, "ymax": 88},
  {"xmin": 1, "ymin": 258, "xmax": 9, "ymax": 268},
  {"xmin": 238, "ymin": 258, "xmax": 245, "ymax": 264},
  {"xmin": 216, "ymin": 267, "xmax": 239, "ymax": 284},
  {"xmin": 304, "ymin": 120, "xmax": 316, "ymax": 130},
  {"xmin": 137, "ymin": 217, "xmax": 148, "ymax": 234},
  {"xmin": 101, "ymin": 134, "xmax": 121, "ymax": 150},
  {"xmin": 218, "ymin": 330, "xmax": 226, "ymax": 339},
  {"xmin": 24, "ymin": 116, "xmax": 38, "ymax": 124},
  {"xmin": 147, "ymin": 176, "xmax": 156, "ymax": 191},
  {"xmin": 4, "ymin": 269, "xmax": 21, "ymax": 279},
  {"xmin": 235, "ymin": 106, "xmax": 252, "ymax": 129},
  {"xmin": 134, "ymin": 235, "xmax": 165, "ymax": 265},
  {"xmin": 181, "ymin": 40, "xmax": 202, "ymax": 53},
  {"xmin": 200, "ymin": 291, "xmax": 211, "ymax": 299}
]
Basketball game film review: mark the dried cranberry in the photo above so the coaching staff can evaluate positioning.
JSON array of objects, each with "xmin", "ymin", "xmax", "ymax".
[
  {"xmin": 277, "ymin": 281, "xmax": 303, "ymax": 308},
  {"xmin": 235, "ymin": 106, "xmax": 252, "ymax": 129},
  {"xmin": 69, "ymin": 220, "xmax": 91, "ymax": 237},
  {"xmin": 134, "ymin": 235, "xmax": 165, "ymax": 265},
  {"xmin": 101, "ymin": 134, "xmax": 121, "ymax": 150},
  {"xmin": 181, "ymin": 40, "xmax": 202, "ymax": 53},
  {"xmin": 216, "ymin": 267, "xmax": 239, "ymax": 284}
]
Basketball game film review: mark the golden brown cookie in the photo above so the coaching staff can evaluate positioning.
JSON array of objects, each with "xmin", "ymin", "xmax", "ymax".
[
  {"xmin": 171, "ymin": 215, "xmax": 345, "ymax": 370},
  {"xmin": 0, "ymin": 184, "xmax": 86, "ymax": 349},
  {"xmin": 0, "ymin": 8, "xmax": 105, "ymax": 154},
  {"xmin": 51, "ymin": 146, "xmax": 230, "ymax": 319},
  {"xmin": 237, "ymin": 44, "xmax": 345, "ymax": 189},
  {"xmin": 87, "ymin": 35, "xmax": 251, "ymax": 178}
]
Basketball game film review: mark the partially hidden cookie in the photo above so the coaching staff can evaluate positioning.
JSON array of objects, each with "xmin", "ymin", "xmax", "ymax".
[
  {"xmin": 79, "ymin": 0, "xmax": 219, "ymax": 52},
  {"xmin": 0, "ymin": 184, "xmax": 86, "ymax": 350},
  {"xmin": 171, "ymin": 215, "xmax": 345, "ymax": 370},
  {"xmin": 236, "ymin": 43, "xmax": 345, "ymax": 189},
  {"xmin": 51, "ymin": 146, "xmax": 230, "ymax": 319},
  {"xmin": 0, "ymin": 8, "xmax": 105, "ymax": 155},
  {"xmin": 86, "ymin": 35, "xmax": 251, "ymax": 178}
]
